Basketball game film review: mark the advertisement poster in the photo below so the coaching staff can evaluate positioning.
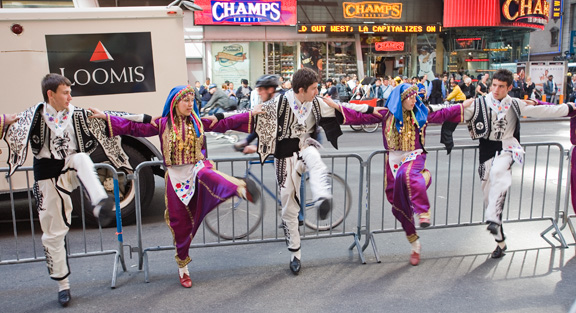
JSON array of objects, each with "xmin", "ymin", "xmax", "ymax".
[
  {"xmin": 212, "ymin": 42, "xmax": 250, "ymax": 88},
  {"xmin": 300, "ymin": 42, "xmax": 325, "ymax": 77},
  {"xmin": 529, "ymin": 61, "xmax": 566, "ymax": 99}
]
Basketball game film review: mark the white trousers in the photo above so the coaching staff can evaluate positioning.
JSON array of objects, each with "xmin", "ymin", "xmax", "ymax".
[
  {"xmin": 480, "ymin": 152, "xmax": 513, "ymax": 242},
  {"xmin": 37, "ymin": 153, "xmax": 107, "ymax": 280},
  {"xmin": 278, "ymin": 147, "xmax": 331, "ymax": 254}
]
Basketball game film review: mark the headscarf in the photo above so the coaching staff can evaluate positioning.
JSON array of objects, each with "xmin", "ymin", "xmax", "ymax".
[
  {"xmin": 161, "ymin": 85, "xmax": 203, "ymax": 138},
  {"xmin": 385, "ymin": 83, "xmax": 428, "ymax": 132}
]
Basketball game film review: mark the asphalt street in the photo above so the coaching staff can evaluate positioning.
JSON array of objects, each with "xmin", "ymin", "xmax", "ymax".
[{"xmin": 0, "ymin": 120, "xmax": 575, "ymax": 312}]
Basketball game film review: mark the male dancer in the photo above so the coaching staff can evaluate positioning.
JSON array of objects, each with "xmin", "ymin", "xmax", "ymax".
[
  {"xmin": 252, "ymin": 68, "xmax": 380, "ymax": 274},
  {"xmin": 1, "ymin": 73, "xmax": 120, "ymax": 306},
  {"xmin": 461, "ymin": 69, "xmax": 575, "ymax": 258}
]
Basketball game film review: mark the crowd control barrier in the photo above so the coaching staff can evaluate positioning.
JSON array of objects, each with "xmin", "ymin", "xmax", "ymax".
[
  {"xmin": 362, "ymin": 143, "xmax": 568, "ymax": 263},
  {"xmin": 130, "ymin": 154, "xmax": 366, "ymax": 282},
  {"xmin": 559, "ymin": 147, "xmax": 576, "ymax": 243},
  {"xmin": 0, "ymin": 164, "xmax": 126, "ymax": 288}
]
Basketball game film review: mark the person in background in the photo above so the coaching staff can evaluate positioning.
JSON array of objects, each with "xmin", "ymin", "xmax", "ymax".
[
  {"xmin": 199, "ymin": 77, "xmax": 212, "ymax": 108},
  {"xmin": 543, "ymin": 74, "xmax": 558, "ymax": 104},
  {"xmin": 524, "ymin": 76, "xmax": 536, "ymax": 100},
  {"xmin": 476, "ymin": 74, "xmax": 490, "ymax": 98},
  {"xmin": 323, "ymin": 78, "xmax": 339, "ymax": 101},
  {"xmin": 427, "ymin": 75, "xmax": 446, "ymax": 105},
  {"xmin": 446, "ymin": 78, "xmax": 466, "ymax": 103},
  {"xmin": 381, "ymin": 77, "xmax": 393, "ymax": 104},
  {"xmin": 236, "ymin": 79, "xmax": 253, "ymax": 109},
  {"xmin": 203, "ymin": 84, "xmax": 229, "ymax": 115},
  {"xmin": 225, "ymin": 82, "xmax": 238, "ymax": 110},
  {"xmin": 194, "ymin": 81, "xmax": 202, "ymax": 109},
  {"xmin": 567, "ymin": 74, "xmax": 576, "ymax": 102}
]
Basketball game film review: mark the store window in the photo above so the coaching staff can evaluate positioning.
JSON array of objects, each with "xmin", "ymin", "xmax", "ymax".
[
  {"xmin": 550, "ymin": 27, "xmax": 559, "ymax": 47},
  {"xmin": 327, "ymin": 42, "xmax": 357, "ymax": 80},
  {"xmin": 265, "ymin": 42, "xmax": 296, "ymax": 81}
]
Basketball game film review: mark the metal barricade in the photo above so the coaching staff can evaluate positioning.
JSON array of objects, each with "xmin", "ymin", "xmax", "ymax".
[
  {"xmin": 131, "ymin": 154, "xmax": 366, "ymax": 282},
  {"xmin": 559, "ymin": 146, "xmax": 576, "ymax": 243},
  {"xmin": 363, "ymin": 143, "xmax": 567, "ymax": 262},
  {"xmin": 0, "ymin": 164, "xmax": 126, "ymax": 288}
]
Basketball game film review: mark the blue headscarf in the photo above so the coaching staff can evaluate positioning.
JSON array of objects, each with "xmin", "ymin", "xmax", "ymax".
[
  {"xmin": 161, "ymin": 85, "xmax": 202, "ymax": 138},
  {"xmin": 384, "ymin": 83, "xmax": 428, "ymax": 132}
]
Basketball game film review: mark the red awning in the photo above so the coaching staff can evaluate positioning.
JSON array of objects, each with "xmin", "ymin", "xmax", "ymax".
[{"xmin": 444, "ymin": 0, "xmax": 545, "ymax": 30}]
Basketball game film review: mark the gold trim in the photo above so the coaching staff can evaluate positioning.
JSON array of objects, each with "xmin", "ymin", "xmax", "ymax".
[
  {"xmin": 106, "ymin": 114, "xmax": 113, "ymax": 137},
  {"xmin": 407, "ymin": 233, "xmax": 419, "ymax": 243},
  {"xmin": 0, "ymin": 114, "xmax": 5, "ymax": 139}
]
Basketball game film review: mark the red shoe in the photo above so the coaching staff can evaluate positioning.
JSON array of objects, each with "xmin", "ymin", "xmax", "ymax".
[
  {"xmin": 179, "ymin": 273, "xmax": 192, "ymax": 288},
  {"xmin": 419, "ymin": 212, "xmax": 431, "ymax": 228},
  {"xmin": 410, "ymin": 251, "xmax": 420, "ymax": 266}
]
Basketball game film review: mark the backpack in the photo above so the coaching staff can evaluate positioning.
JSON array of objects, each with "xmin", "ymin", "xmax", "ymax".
[{"xmin": 337, "ymin": 83, "xmax": 351, "ymax": 102}]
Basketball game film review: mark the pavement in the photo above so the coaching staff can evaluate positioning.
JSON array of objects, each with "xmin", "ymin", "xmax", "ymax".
[
  {"xmin": 1, "ymin": 125, "xmax": 576, "ymax": 313},
  {"xmin": 0, "ymin": 216, "xmax": 575, "ymax": 313}
]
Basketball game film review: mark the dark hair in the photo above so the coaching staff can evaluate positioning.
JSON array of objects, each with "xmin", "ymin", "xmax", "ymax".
[
  {"xmin": 241, "ymin": 79, "xmax": 249, "ymax": 85},
  {"xmin": 42, "ymin": 73, "xmax": 71, "ymax": 102},
  {"xmin": 492, "ymin": 69, "xmax": 513, "ymax": 87},
  {"xmin": 292, "ymin": 68, "xmax": 319, "ymax": 94}
]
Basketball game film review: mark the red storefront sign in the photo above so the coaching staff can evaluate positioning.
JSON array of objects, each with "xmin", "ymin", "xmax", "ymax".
[
  {"xmin": 375, "ymin": 41, "xmax": 404, "ymax": 51},
  {"xmin": 444, "ymin": 0, "xmax": 548, "ymax": 30}
]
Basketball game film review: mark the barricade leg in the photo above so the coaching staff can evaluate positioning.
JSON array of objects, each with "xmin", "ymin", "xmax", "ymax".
[{"xmin": 541, "ymin": 218, "xmax": 568, "ymax": 248}]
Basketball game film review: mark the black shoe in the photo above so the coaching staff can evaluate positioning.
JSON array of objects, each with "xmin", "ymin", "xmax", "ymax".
[
  {"xmin": 486, "ymin": 222, "xmax": 499, "ymax": 235},
  {"xmin": 94, "ymin": 196, "xmax": 115, "ymax": 226},
  {"xmin": 58, "ymin": 289, "xmax": 71, "ymax": 307},
  {"xmin": 315, "ymin": 197, "xmax": 332, "ymax": 220},
  {"xmin": 243, "ymin": 177, "xmax": 261, "ymax": 203},
  {"xmin": 290, "ymin": 257, "xmax": 301, "ymax": 275},
  {"xmin": 233, "ymin": 140, "xmax": 248, "ymax": 152},
  {"xmin": 491, "ymin": 245, "xmax": 507, "ymax": 259}
]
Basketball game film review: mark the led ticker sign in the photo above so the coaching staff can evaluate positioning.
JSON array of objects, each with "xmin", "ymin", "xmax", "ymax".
[
  {"xmin": 297, "ymin": 24, "xmax": 441, "ymax": 34},
  {"xmin": 375, "ymin": 41, "xmax": 404, "ymax": 51},
  {"xmin": 343, "ymin": 1, "xmax": 402, "ymax": 19}
]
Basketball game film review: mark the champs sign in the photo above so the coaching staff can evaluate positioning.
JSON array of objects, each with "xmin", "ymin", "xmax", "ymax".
[
  {"xmin": 343, "ymin": 1, "xmax": 402, "ymax": 19},
  {"xmin": 501, "ymin": 0, "xmax": 549, "ymax": 26},
  {"xmin": 193, "ymin": 0, "xmax": 297, "ymax": 25}
]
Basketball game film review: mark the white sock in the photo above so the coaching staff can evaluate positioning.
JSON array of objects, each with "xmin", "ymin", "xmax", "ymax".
[
  {"xmin": 498, "ymin": 241, "xmax": 506, "ymax": 249},
  {"xmin": 411, "ymin": 240, "xmax": 421, "ymax": 254},
  {"xmin": 290, "ymin": 250, "xmax": 301, "ymax": 261},
  {"xmin": 58, "ymin": 278, "xmax": 70, "ymax": 292},
  {"xmin": 178, "ymin": 266, "xmax": 190, "ymax": 278}
]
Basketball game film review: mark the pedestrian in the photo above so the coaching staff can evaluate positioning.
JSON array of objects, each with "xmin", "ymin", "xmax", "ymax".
[
  {"xmin": 89, "ymin": 85, "xmax": 262, "ymax": 288},
  {"xmin": 476, "ymin": 73, "xmax": 490, "ymax": 98},
  {"xmin": 427, "ymin": 75, "xmax": 446, "ymax": 104},
  {"xmin": 251, "ymin": 68, "xmax": 380, "ymax": 274},
  {"xmin": 322, "ymin": 78, "xmax": 339, "ymax": 101},
  {"xmin": 0, "ymin": 73, "xmax": 117, "ymax": 307},
  {"xmin": 543, "ymin": 74, "xmax": 558, "ymax": 103},
  {"xmin": 523, "ymin": 76, "xmax": 536, "ymax": 99},
  {"xmin": 236, "ymin": 78, "xmax": 252, "ymax": 109},
  {"xmin": 459, "ymin": 69, "xmax": 574, "ymax": 258},
  {"xmin": 233, "ymin": 75, "xmax": 280, "ymax": 152},
  {"xmin": 203, "ymin": 84, "xmax": 229, "ymax": 115},
  {"xmin": 326, "ymin": 83, "xmax": 468, "ymax": 266},
  {"xmin": 199, "ymin": 77, "xmax": 212, "ymax": 108},
  {"xmin": 446, "ymin": 78, "xmax": 466, "ymax": 102}
]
